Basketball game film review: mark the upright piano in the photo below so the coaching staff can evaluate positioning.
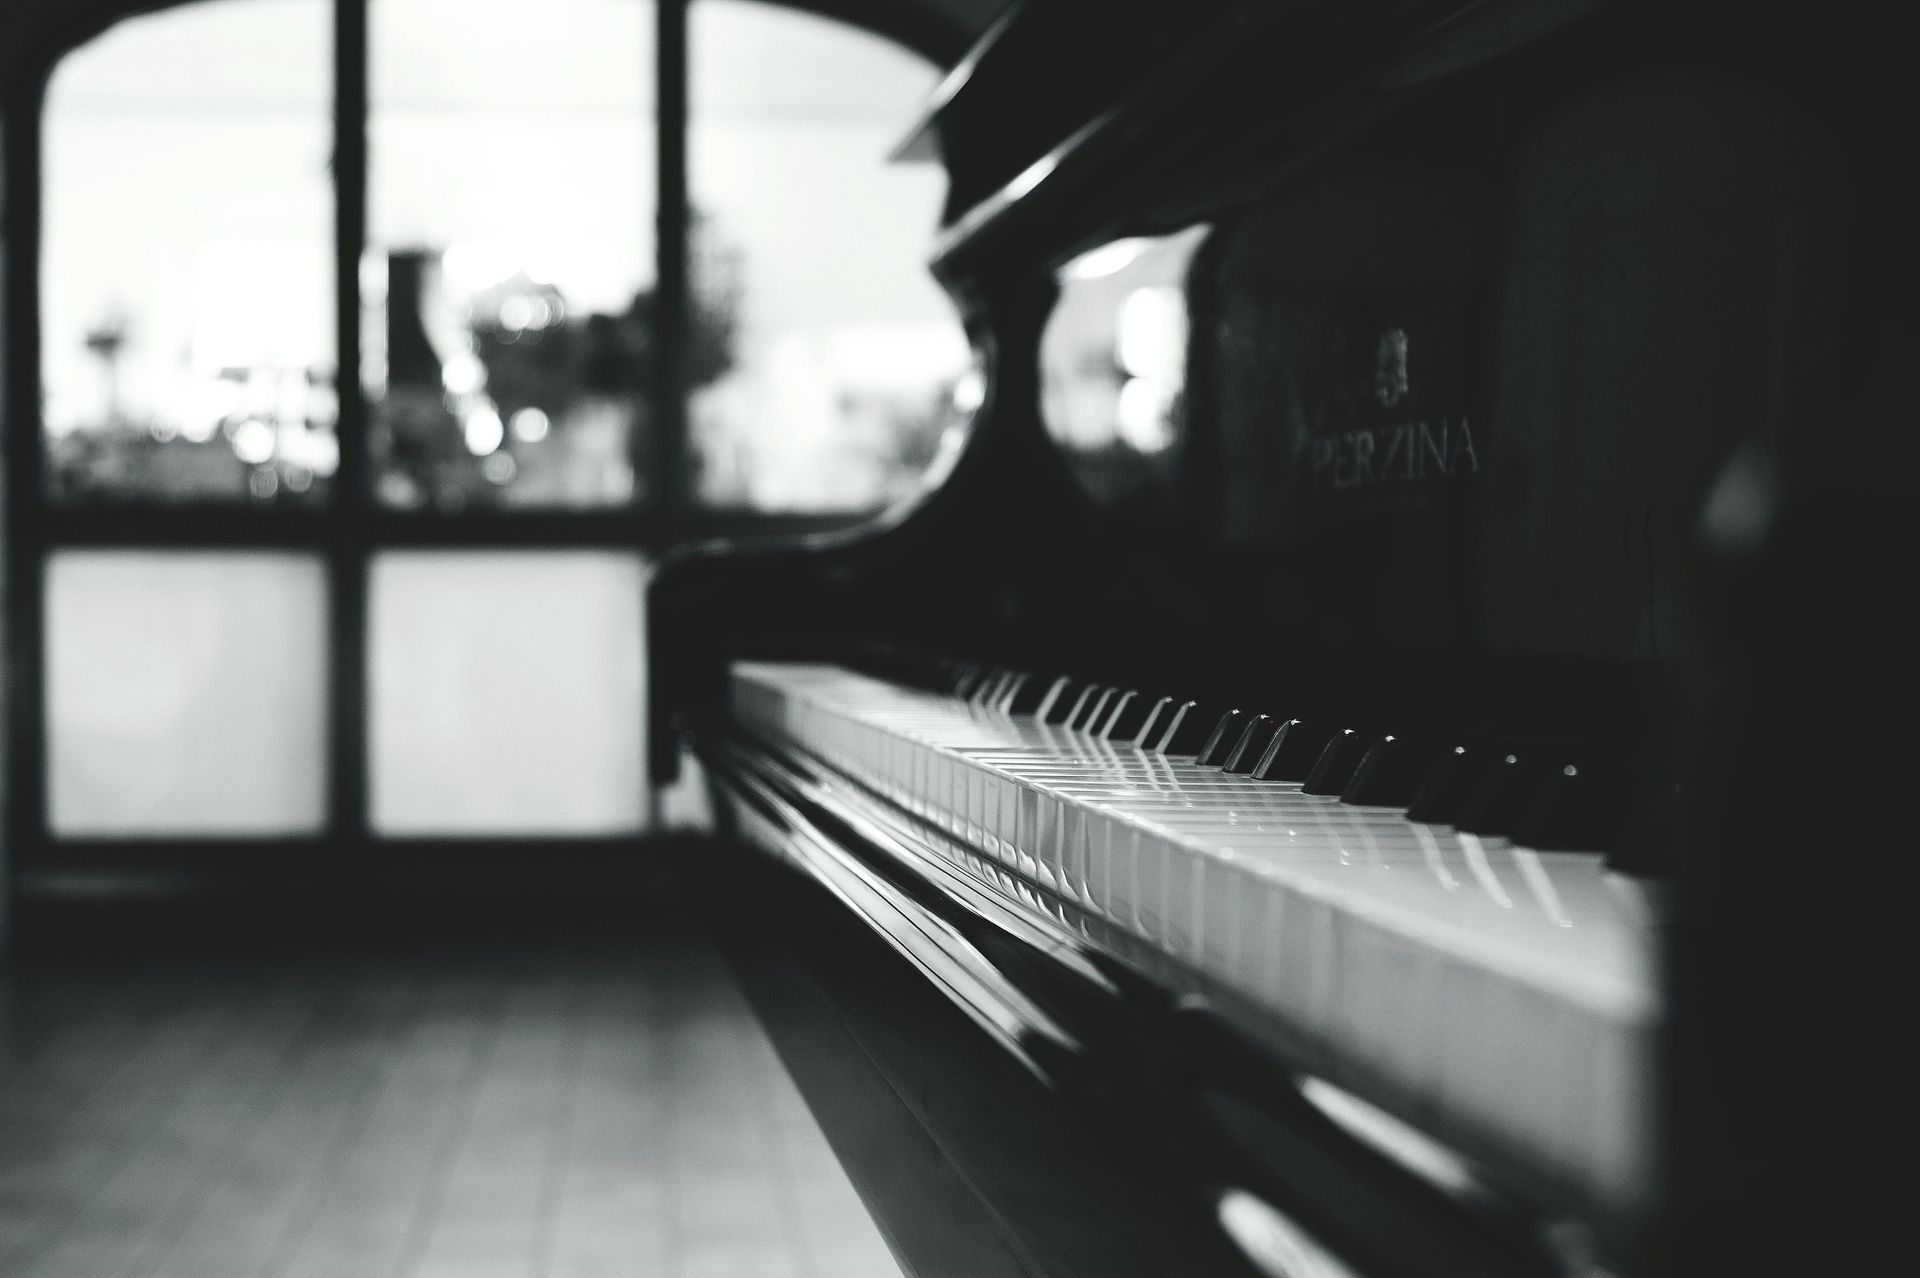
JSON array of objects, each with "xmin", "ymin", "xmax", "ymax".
[{"xmin": 649, "ymin": 2, "xmax": 1914, "ymax": 1274}]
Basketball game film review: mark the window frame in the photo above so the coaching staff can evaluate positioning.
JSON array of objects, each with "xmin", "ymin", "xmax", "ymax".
[{"xmin": 3, "ymin": 0, "xmax": 967, "ymax": 869}]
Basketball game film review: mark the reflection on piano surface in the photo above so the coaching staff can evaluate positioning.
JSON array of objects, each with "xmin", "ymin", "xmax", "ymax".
[{"xmin": 651, "ymin": 1, "xmax": 1914, "ymax": 1275}]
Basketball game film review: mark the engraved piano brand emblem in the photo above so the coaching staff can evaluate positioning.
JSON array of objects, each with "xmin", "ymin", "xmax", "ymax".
[
  {"xmin": 1309, "ymin": 417, "xmax": 1481, "ymax": 490},
  {"xmin": 1373, "ymin": 327, "xmax": 1410, "ymax": 408},
  {"xmin": 1303, "ymin": 326, "xmax": 1481, "ymax": 494}
]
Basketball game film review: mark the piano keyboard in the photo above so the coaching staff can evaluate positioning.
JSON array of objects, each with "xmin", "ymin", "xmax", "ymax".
[{"xmin": 728, "ymin": 661, "xmax": 1664, "ymax": 1231}]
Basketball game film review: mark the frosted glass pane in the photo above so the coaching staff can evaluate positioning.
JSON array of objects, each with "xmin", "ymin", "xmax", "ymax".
[
  {"xmin": 46, "ymin": 552, "xmax": 329, "ymax": 836},
  {"xmin": 369, "ymin": 551, "xmax": 646, "ymax": 834}
]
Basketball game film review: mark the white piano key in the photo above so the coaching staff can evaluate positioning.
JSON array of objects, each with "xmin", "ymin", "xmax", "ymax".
[
  {"xmin": 1084, "ymin": 808, "xmax": 1130, "ymax": 920},
  {"xmin": 1198, "ymin": 847, "xmax": 1245, "ymax": 978},
  {"xmin": 1162, "ymin": 837, "xmax": 1205, "ymax": 965}
]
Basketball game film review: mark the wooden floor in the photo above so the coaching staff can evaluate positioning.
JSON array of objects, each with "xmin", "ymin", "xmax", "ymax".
[{"xmin": 0, "ymin": 892, "xmax": 904, "ymax": 1278}]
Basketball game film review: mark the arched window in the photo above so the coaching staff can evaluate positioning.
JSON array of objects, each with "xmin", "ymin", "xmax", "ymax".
[{"xmin": 8, "ymin": 0, "xmax": 966, "ymax": 855}]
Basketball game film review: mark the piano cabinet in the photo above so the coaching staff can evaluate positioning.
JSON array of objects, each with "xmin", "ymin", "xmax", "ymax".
[{"xmin": 650, "ymin": 2, "xmax": 1916, "ymax": 1275}]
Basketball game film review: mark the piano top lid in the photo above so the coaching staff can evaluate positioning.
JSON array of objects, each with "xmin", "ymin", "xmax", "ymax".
[
  {"xmin": 894, "ymin": 0, "xmax": 1253, "ymax": 215},
  {"xmin": 924, "ymin": 0, "xmax": 1608, "ymax": 274},
  {"xmin": 889, "ymin": 2, "xmax": 1023, "ymax": 164}
]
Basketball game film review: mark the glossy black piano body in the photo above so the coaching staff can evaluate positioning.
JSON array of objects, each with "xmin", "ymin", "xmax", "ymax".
[{"xmin": 651, "ymin": 2, "xmax": 1914, "ymax": 1275}]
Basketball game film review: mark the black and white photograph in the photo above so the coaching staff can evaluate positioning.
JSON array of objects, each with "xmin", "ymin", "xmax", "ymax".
[{"xmin": 0, "ymin": 0, "xmax": 1908, "ymax": 1274}]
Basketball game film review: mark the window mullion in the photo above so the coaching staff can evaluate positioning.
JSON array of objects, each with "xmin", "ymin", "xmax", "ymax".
[
  {"xmin": 6, "ymin": 85, "xmax": 51, "ymax": 864},
  {"xmin": 331, "ymin": 0, "xmax": 371, "ymax": 844},
  {"xmin": 656, "ymin": 0, "xmax": 690, "ymax": 533}
]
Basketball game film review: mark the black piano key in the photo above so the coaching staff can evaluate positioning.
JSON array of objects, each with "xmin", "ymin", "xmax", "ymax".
[
  {"xmin": 1605, "ymin": 830, "xmax": 1664, "ymax": 878},
  {"xmin": 1040, "ymin": 679, "xmax": 1086, "ymax": 724},
  {"xmin": 1131, "ymin": 696, "xmax": 1177, "ymax": 746},
  {"xmin": 971, "ymin": 668, "xmax": 1008, "ymax": 706},
  {"xmin": 1010, "ymin": 674, "xmax": 1064, "ymax": 717},
  {"xmin": 1340, "ymin": 734, "xmax": 1437, "ymax": 806},
  {"xmin": 965, "ymin": 665, "xmax": 996, "ymax": 699},
  {"xmin": 1453, "ymin": 753, "xmax": 1550, "ymax": 836},
  {"xmin": 1071, "ymin": 687, "xmax": 1116, "ymax": 731},
  {"xmin": 1405, "ymin": 744, "xmax": 1492, "ymax": 825},
  {"xmin": 1100, "ymin": 691, "xmax": 1157, "ymax": 742},
  {"xmin": 1149, "ymin": 700, "xmax": 1214, "ymax": 755},
  {"xmin": 1221, "ymin": 714, "xmax": 1279, "ymax": 773},
  {"xmin": 1054, "ymin": 683, "xmax": 1099, "ymax": 727},
  {"xmin": 950, "ymin": 664, "xmax": 981, "ymax": 699},
  {"xmin": 1302, "ymin": 729, "xmax": 1371, "ymax": 794},
  {"xmin": 1250, "ymin": 719, "xmax": 1333, "ymax": 782},
  {"xmin": 1196, "ymin": 709, "xmax": 1250, "ymax": 767},
  {"xmin": 1512, "ymin": 763, "xmax": 1626, "ymax": 852}
]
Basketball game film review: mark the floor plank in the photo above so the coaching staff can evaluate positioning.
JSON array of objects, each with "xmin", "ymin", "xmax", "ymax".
[{"xmin": 0, "ymin": 917, "xmax": 902, "ymax": 1278}]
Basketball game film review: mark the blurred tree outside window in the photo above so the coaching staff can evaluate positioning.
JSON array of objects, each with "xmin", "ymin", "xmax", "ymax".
[{"xmin": 41, "ymin": 0, "xmax": 968, "ymax": 517}]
